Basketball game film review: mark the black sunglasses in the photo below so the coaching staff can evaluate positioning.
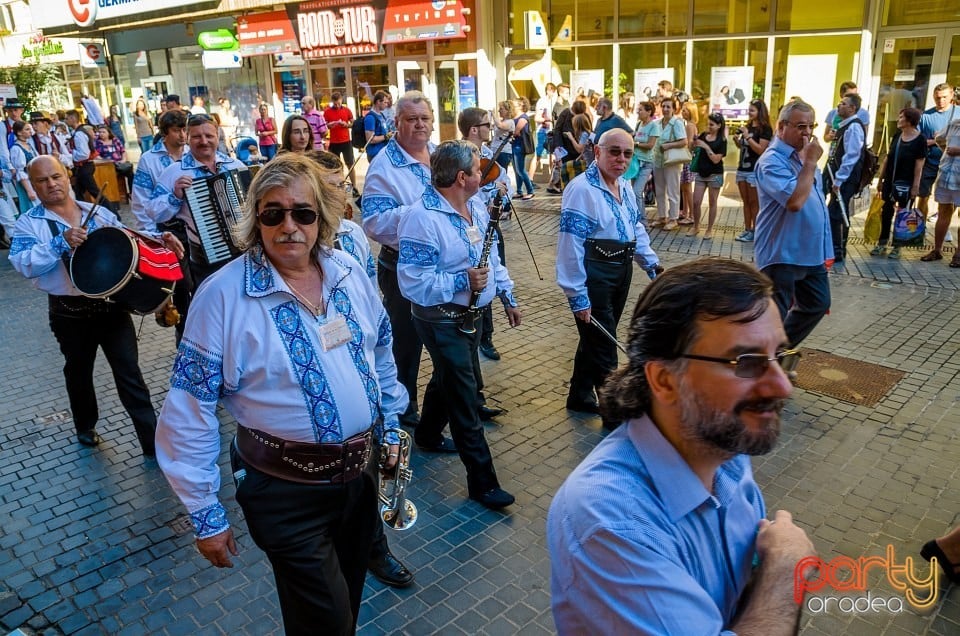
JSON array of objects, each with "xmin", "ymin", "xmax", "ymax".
[
  {"xmin": 600, "ymin": 146, "xmax": 634, "ymax": 158},
  {"xmin": 258, "ymin": 207, "xmax": 319, "ymax": 227},
  {"xmin": 679, "ymin": 349, "xmax": 801, "ymax": 379}
]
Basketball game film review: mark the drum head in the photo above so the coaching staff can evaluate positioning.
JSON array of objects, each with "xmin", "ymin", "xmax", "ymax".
[{"xmin": 70, "ymin": 227, "xmax": 137, "ymax": 297}]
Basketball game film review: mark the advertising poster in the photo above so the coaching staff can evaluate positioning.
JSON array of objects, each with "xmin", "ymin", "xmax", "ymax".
[
  {"xmin": 710, "ymin": 66, "xmax": 754, "ymax": 119},
  {"xmin": 569, "ymin": 69, "xmax": 604, "ymax": 101},
  {"xmin": 458, "ymin": 76, "xmax": 477, "ymax": 110},
  {"xmin": 633, "ymin": 68, "xmax": 674, "ymax": 101}
]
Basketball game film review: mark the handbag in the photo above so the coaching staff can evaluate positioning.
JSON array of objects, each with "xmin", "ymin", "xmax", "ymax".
[
  {"xmin": 862, "ymin": 195, "xmax": 883, "ymax": 245},
  {"xmin": 560, "ymin": 157, "xmax": 588, "ymax": 188},
  {"xmin": 624, "ymin": 153, "xmax": 641, "ymax": 180},
  {"xmin": 892, "ymin": 204, "xmax": 925, "ymax": 246},
  {"xmin": 662, "ymin": 120, "xmax": 691, "ymax": 166},
  {"xmin": 689, "ymin": 147, "xmax": 701, "ymax": 173}
]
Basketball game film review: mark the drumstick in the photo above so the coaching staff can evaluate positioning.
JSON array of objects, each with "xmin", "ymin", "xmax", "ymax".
[{"xmin": 79, "ymin": 182, "xmax": 111, "ymax": 228}]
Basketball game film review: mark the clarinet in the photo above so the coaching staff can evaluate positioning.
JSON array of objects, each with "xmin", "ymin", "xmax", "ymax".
[{"xmin": 459, "ymin": 191, "xmax": 507, "ymax": 335}]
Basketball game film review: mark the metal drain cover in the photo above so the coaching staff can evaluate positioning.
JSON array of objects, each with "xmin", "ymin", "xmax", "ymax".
[{"xmin": 794, "ymin": 349, "xmax": 904, "ymax": 407}]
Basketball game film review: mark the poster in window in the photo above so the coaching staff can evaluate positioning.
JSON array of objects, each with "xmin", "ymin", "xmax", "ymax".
[
  {"xmin": 710, "ymin": 66, "xmax": 754, "ymax": 120},
  {"xmin": 633, "ymin": 68, "xmax": 674, "ymax": 102}
]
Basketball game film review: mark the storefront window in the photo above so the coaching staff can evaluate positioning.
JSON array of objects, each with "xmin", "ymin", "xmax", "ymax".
[
  {"xmin": 351, "ymin": 64, "xmax": 390, "ymax": 110},
  {"xmin": 776, "ymin": 0, "xmax": 863, "ymax": 30},
  {"xmin": 509, "ymin": 0, "xmax": 547, "ymax": 47},
  {"xmin": 575, "ymin": 0, "xmax": 614, "ymax": 41},
  {"xmin": 694, "ymin": 0, "xmax": 770, "ymax": 35},
  {"xmin": 393, "ymin": 40, "xmax": 428, "ymax": 58},
  {"xmin": 573, "ymin": 45, "xmax": 613, "ymax": 98},
  {"xmin": 881, "ymin": 0, "xmax": 957, "ymax": 26},
  {"xmin": 434, "ymin": 59, "xmax": 478, "ymax": 141},
  {"xmin": 619, "ymin": 0, "xmax": 688, "ymax": 38},
  {"xmin": 619, "ymin": 41, "xmax": 687, "ymax": 95}
]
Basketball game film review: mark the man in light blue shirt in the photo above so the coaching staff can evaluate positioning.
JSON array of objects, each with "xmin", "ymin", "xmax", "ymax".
[
  {"xmin": 755, "ymin": 99, "xmax": 832, "ymax": 347},
  {"xmin": 825, "ymin": 93, "xmax": 866, "ymax": 262},
  {"xmin": 548, "ymin": 258, "xmax": 816, "ymax": 635}
]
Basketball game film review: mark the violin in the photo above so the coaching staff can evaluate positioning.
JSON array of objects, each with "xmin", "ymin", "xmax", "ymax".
[{"xmin": 479, "ymin": 132, "xmax": 513, "ymax": 186}]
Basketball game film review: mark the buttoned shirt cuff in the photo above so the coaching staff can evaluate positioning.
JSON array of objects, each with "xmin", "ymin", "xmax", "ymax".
[
  {"xmin": 568, "ymin": 294, "xmax": 590, "ymax": 312},
  {"xmin": 498, "ymin": 289, "xmax": 518, "ymax": 308},
  {"xmin": 190, "ymin": 502, "xmax": 230, "ymax": 539},
  {"xmin": 645, "ymin": 263, "xmax": 661, "ymax": 280},
  {"xmin": 454, "ymin": 272, "xmax": 469, "ymax": 292}
]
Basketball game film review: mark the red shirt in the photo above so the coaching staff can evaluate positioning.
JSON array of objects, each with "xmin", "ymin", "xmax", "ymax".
[{"xmin": 323, "ymin": 104, "xmax": 354, "ymax": 145}]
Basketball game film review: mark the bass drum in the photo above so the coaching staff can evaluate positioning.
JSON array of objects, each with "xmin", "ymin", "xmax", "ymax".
[{"xmin": 70, "ymin": 226, "xmax": 180, "ymax": 315}]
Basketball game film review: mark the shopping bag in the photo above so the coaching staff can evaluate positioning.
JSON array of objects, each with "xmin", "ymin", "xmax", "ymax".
[
  {"xmin": 560, "ymin": 158, "xmax": 589, "ymax": 188},
  {"xmin": 862, "ymin": 195, "xmax": 883, "ymax": 245},
  {"xmin": 892, "ymin": 204, "xmax": 925, "ymax": 247}
]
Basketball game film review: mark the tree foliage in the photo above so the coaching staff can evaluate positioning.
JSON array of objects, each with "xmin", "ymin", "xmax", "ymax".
[{"xmin": 0, "ymin": 63, "xmax": 59, "ymax": 112}]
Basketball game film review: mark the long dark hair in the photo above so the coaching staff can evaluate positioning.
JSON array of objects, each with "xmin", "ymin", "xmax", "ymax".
[
  {"xmin": 280, "ymin": 115, "xmax": 314, "ymax": 152},
  {"xmin": 749, "ymin": 99, "xmax": 771, "ymax": 134},
  {"xmin": 599, "ymin": 258, "xmax": 774, "ymax": 422}
]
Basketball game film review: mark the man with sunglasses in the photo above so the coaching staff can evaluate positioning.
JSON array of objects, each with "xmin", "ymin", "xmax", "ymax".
[
  {"xmin": 157, "ymin": 153, "xmax": 407, "ymax": 634},
  {"xmin": 556, "ymin": 128, "xmax": 661, "ymax": 430},
  {"xmin": 548, "ymin": 258, "xmax": 816, "ymax": 635},
  {"xmin": 146, "ymin": 113, "xmax": 247, "ymax": 340},
  {"xmin": 754, "ymin": 99, "xmax": 832, "ymax": 348}
]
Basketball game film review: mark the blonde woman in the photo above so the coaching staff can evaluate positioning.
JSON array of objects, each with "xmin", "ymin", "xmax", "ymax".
[{"xmin": 678, "ymin": 96, "xmax": 699, "ymax": 225}]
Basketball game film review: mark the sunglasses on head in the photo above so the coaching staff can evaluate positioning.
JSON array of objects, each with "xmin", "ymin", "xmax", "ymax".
[
  {"xmin": 679, "ymin": 349, "xmax": 801, "ymax": 379},
  {"xmin": 258, "ymin": 207, "xmax": 319, "ymax": 226}
]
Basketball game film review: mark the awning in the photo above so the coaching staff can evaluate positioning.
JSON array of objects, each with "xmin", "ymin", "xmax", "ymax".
[
  {"xmin": 381, "ymin": 0, "xmax": 469, "ymax": 44},
  {"xmin": 237, "ymin": 10, "xmax": 300, "ymax": 56}
]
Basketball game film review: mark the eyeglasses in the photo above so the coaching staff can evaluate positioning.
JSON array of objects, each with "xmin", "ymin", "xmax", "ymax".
[
  {"xmin": 258, "ymin": 207, "xmax": 319, "ymax": 226},
  {"xmin": 679, "ymin": 349, "xmax": 801, "ymax": 379},
  {"xmin": 477, "ymin": 122, "xmax": 492, "ymax": 128},
  {"xmin": 600, "ymin": 146, "xmax": 634, "ymax": 158},
  {"xmin": 785, "ymin": 122, "xmax": 817, "ymax": 131}
]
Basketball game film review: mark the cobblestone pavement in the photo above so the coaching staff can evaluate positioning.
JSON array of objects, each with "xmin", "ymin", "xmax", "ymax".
[{"xmin": 2, "ymin": 193, "xmax": 960, "ymax": 635}]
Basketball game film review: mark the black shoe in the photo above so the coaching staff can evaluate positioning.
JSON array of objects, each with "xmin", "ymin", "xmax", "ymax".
[
  {"xmin": 368, "ymin": 552, "xmax": 415, "ymax": 588},
  {"xmin": 566, "ymin": 398, "xmax": 600, "ymax": 415},
  {"xmin": 77, "ymin": 429, "xmax": 102, "ymax": 447},
  {"xmin": 546, "ymin": 187, "xmax": 562, "ymax": 195},
  {"xmin": 478, "ymin": 405, "xmax": 503, "ymax": 421},
  {"xmin": 416, "ymin": 436, "xmax": 458, "ymax": 453},
  {"xmin": 479, "ymin": 342, "xmax": 501, "ymax": 360},
  {"xmin": 471, "ymin": 488, "xmax": 515, "ymax": 509}
]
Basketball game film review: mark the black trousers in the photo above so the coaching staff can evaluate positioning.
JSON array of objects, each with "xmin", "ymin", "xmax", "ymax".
[
  {"xmin": 413, "ymin": 317, "xmax": 500, "ymax": 497},
  {"xmin": 364, "ymin": 439, "xmax": 391, "ymax": 562},
  {"xmin": 569, "ymin": 259, "xmax": 632, "ymax": 404},
  {"xmin": 828, "ymin": 180, "xmax": 858, "ymax": 261},
  {"xmin": 377, "ymin": 254, "xmax": 422, "ymax": 426},
  {"xmin": 72, "ymin": 162, "xmax": 100, "ymax": 202},
  {"xmin": 762, "ymin": 263, "xmax": 831, "ymax": 348},
  {"xmin": 233, "ymin": 449, "xmax": 378, "ymax": 636},
  {"xmin": 49, "ymin": 301, "xmax": 156, "ymax": 453},
  {"xmin": 329, "ymin": 142, "xmax": 356, "ymax": 175}
]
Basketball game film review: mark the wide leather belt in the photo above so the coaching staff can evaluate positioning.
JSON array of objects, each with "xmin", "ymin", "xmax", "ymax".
[
  {"xmin": 49, "ymin": 294, "xmax": 117, "ymax": 317},
  {"xmin": 411, "ymin": 302, "xmax": 471, "ymax": 323},
  {"xmin": 235, "ymin": 425, "xmax": 372, "ymax": 485},
  {"xmin": 584, "ymin": 238, "xmax": 636, "ymax": 264}
]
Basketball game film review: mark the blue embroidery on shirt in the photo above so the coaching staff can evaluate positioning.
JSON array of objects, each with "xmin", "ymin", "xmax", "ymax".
[
  {"xmin": 190, "ymin": 502, "xmax": 229, "ymax": 539},
  {"xmin": 9, "ymin": 235, "xmax": 37, "ymax": 256},
  {"xmin": 362, "ymin": 194, "xmax": 399, "ymax": 220},
  {"xmin": 499, "ymin": 289, "xmax": 518, "ymax": 308},
  {"xmin": 398, "ymin": 239, "xmax": 438, "ymax": 266},
  {"xmin": 376, "ymin": 312, "xmax": 393, "ymax": 348},
  {"xmin": 170, "ymin": 342, "xmax": 224, "ymax": 402},
  {"xmin": 271, "ymin": 301, "xmax": 341, "ymax": 442},
  {"xmin": 568, "ymin": 294, "xmax": 590, "ymax": 311},
  {"xmin": 330, "ymin": 287, "xmax": 380, "ymax": 423},
  {"xmin": 245, "ymin": 245, "xmax": 273, "ymax": 293},
  {"xmin": 133, "ymin": 169, "xmax": 154, "ymax": 189},
  {"xmin": 586, "ymin": 164, "xmax": 629, "ymax": 241},
  {"xmin": 159, "ymin": 155, "xmax": 173, "ymax": 169},
  {"xmin": 454, "ymin": 272, "xmax": 468, "ymax": 292},
  {"xmin": 559, "ymin": 211, "xmax": 598, "ymax": 239}
]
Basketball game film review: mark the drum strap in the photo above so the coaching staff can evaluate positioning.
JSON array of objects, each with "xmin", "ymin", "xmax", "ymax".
[{"xmin": 45, "ymin": 219, "xmax": 71, "ymax": 269}]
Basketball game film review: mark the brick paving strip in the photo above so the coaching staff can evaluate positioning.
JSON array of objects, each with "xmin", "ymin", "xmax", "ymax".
[{"xmin": 0, "ymin": 195, "xmax": 958, "ymax": 635}]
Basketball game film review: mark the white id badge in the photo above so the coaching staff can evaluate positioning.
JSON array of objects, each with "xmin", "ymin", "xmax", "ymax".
[
  {"xmin": 466, "ymin": 225, "xmax": 483, "ymax": 244},
  {"xmin": 318, "ymin": 316, "xmax": 352, "ymax": 351}
]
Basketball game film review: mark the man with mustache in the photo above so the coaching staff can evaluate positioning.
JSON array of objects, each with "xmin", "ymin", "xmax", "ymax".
[
  {"xmin": 547, "ymin": 258, "xmax": 817, "ymax": 635},
  {"xmin": 146, "ymin": 114, "xmax": 247, "ymax": 339}
]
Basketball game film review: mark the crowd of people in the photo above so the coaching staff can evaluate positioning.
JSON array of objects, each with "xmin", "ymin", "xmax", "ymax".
[{"xmin": 3, "ymin": 76, "xmax": 960, "ymax": 634}]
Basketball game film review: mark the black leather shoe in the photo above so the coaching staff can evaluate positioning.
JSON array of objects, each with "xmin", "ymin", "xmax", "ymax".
[
  {"xmin": 479, "ymin": 342, "xmax": 501, "ymax": 360},
  {"xmin": 471, "ymin": 488, "xmax": 515, "ymax": 509},
  {"xmin": 416, "ymin": 436, "xmax": 458, "ymax": 453},
  {"xmin": 566, "ymin": 398, "xmax": 600, "ymax": 414},
  {"xmin": 369, "ymin": 551, "xmax": 415, "ymax": 588},
  {"xmin": 478, "ymin": 405, "xmax": 503, "ymax": 421},
  {"xmin": 77, "ymin": 430, "xmax": 102, "ymax": 447}
]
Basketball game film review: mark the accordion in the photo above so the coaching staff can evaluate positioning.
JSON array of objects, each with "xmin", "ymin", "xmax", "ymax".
[{"xmin": 184, "ymin": 169, "xmax": 252, "ymax": 267}]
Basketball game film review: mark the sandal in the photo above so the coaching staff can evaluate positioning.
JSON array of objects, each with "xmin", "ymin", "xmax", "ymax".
[
  {"xmin": 950, "ymin": 258, "xmax": 960, "ymax": 268},
  {"xmin": 921, "ymin": 539, "xmax": 960, "ymax": 584},
  {"xmin": 920, "ymin": 250, "xmax": 943, "ymax": 262},
  {"xmin": 677, "ymin": 217, "xmax": 694, "ymax": 226}
]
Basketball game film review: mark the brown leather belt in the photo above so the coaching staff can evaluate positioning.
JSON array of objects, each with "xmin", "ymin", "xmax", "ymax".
[{"xmin": 235, "ymin": 425, "xmax": 372, "ymax": 485}]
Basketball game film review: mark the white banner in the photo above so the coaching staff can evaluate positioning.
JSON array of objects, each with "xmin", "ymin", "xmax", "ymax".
[{"xmin": 79, "ymin": 42, "xmax": 107, "ymax": 68}]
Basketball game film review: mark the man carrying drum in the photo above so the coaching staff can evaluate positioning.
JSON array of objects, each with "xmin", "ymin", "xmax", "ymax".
[{"xmin": 8, "ymin": 156, "xmax": 184, "ymax": 453}]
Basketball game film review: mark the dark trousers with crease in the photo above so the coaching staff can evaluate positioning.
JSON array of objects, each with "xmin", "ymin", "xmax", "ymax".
[
  {"xmin": 71, "ymin": 161, "xmax": 100, "ymax": 203},
  {"xmin": 49, "ymin": 303, "xmax": 156, "ymax": 453},
  {"xmin": 377, "ymin": 255, "xmax": 422, "ymax": 426},
  {"xmin": 413, "ymin": 316, "xmax": 499, "ymax": 497},
  {"xmin": 762, "ymin": 263, "xmax": 831, "ymax": 348},
  {"xmin": 233, "ymin": 449, "xmax": 378, "ymax": 636},
  {"xmin": 569, "ymin": 259, "xmax": 632, "ymax": 404}
]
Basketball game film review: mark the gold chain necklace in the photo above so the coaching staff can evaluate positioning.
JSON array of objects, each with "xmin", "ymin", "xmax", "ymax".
[{"xmin": 283, "ymin": 264, "xmax": 325, "ymax": 316}]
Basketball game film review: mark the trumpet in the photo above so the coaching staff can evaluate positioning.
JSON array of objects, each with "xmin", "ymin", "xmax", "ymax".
[{"xmin": 379, "ymin": 430, "xmax": 417, "ymax": 531}]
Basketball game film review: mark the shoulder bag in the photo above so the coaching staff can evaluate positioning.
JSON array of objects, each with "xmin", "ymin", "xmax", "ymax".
[{"xmin": 663, "ymin": 119, "xmax": 692, "ymax": 166}]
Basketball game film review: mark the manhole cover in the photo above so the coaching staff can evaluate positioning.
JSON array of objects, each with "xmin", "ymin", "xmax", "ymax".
[{"xmin": 794, "ymin": 349, "xmax": 904, "ymax": 407}]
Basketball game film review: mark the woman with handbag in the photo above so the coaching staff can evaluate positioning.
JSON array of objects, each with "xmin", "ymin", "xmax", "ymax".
[
  {"xmin": 651, "ymin": 97, "xmax": 687, "ymax": 230},
  {"xmin": 511, "ymin": 100, "xmax": 536, "ymax": 200},
  {"xmin": 874, "ymin": 108, "xmax": 926, "ymax": 259},
  {"xmin": 688, "ymin": 113, "xmax": 728, "ymax": 239},
  {"xmin": 734, "ymin": 99, "xmax": 773, "ymax": 242},
  {"xmin": 632, "ymin": 102, "xmax": 659, "ymax": 208},
  {"xmin": 922, "ymin": 116, "xmax": 960, "ymax": 267},
  {"xmin": 255, "ymin": 103, "xmax": 278, "ymax": 161}
]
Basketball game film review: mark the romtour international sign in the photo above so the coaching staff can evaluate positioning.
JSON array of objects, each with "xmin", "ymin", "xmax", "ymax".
[{"xmin": 294, "ymin": 0, "xmax": 387, "ymax": 59}]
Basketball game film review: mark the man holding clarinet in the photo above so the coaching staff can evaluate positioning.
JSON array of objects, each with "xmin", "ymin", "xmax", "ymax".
[{"xmin": 397, "ymin": 140, "xmax": 522, "ymax": 509}]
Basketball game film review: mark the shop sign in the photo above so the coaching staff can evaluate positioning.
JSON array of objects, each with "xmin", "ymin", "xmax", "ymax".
[
  {"xmin": 32, "ymin": 0, "xmax": 209, "ymax": 31},
  {"xmin": 237, "ymin": 10, "xmax": 300, "ymax": 57},
  {"xmin": 382, "ymin": 0, "xmax": 469, "ymax": 44},
  {"xmin": 202, "ymin": 50, "xmax": 242, "ymax": 69},
  {"xmin": 294, "ymin": 0, "xmax": 386, "ymax": 59},
  {"xmin": 20, "ymin": 34, "xmax": 65, "ymax": 63},
  {"xmin": 198, "ymin": 29, "xmax": 238, "ymax": 51},
  {"xmin": 79, "ymin": 41, "xmax": 107, "ymax": 68}
]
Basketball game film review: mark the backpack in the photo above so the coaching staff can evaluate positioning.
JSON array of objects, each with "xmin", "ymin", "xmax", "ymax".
[
  {"xmin": 831, "ymin": 120, "xmax": 878, "ymax": 194},
  {"xmin": 351, "ymin": 115, "xmax": 367, "ymax": 149}
]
